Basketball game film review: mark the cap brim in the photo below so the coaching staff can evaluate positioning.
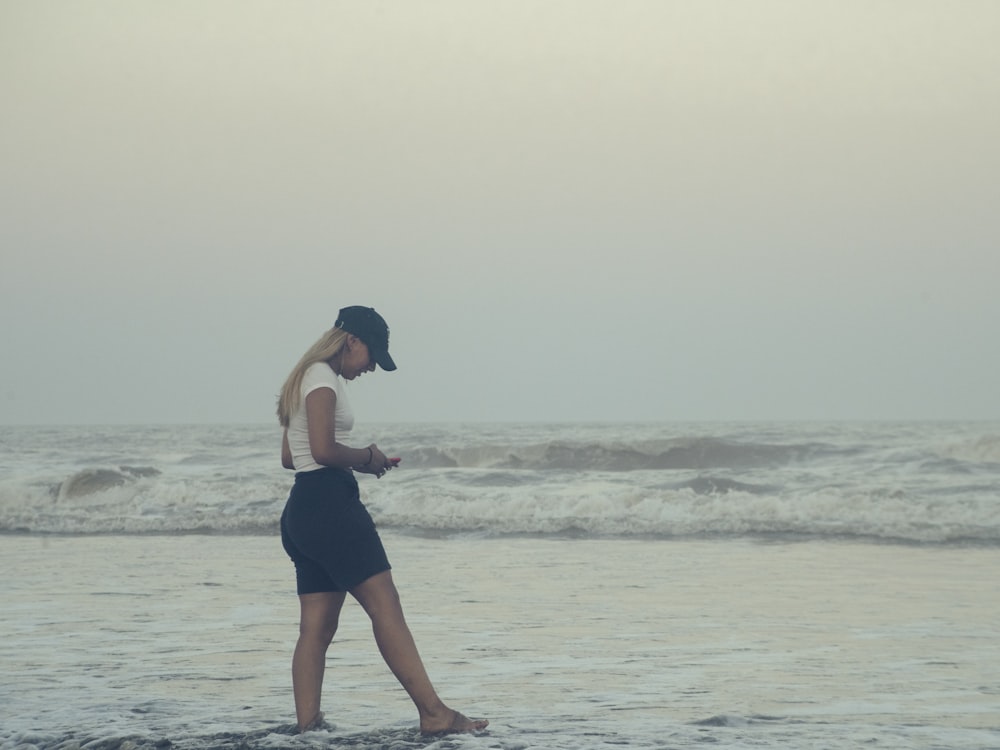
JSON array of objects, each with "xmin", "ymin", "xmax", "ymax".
[{"xmin": 374, "ymin": 350, "xmax": 397, "ymax": 371}]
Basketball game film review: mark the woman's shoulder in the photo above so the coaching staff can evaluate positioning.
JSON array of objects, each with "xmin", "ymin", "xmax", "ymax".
[
  {"xmin": 304, "ymin": 360, "xmax": 335, "ymax": 377},
  {"xmin": 302, "ymin": 361, "xmax": 340, "ymax": 392}
]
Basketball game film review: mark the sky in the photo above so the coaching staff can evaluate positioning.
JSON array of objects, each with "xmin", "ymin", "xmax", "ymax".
[{"xmin": 2, "ymin": 1, "xmax": 998, "ymax": 425}]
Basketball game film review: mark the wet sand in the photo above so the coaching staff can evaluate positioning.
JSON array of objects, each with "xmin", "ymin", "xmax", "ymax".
[{"xmin": 2, "ymin": 533, "xmax": 998, "ymax": 749}]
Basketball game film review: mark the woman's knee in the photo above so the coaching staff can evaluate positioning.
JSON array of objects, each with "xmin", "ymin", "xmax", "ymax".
[
  {"xmin": 299, "ymin": 614, "xmax": 339, "ymax": 644},
  {"xmin": 298, "ymin": 591, "xmax": 345, "ymax": 643}
]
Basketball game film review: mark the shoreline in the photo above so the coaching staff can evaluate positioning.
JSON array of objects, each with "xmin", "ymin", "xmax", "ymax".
[{"xmin": 4, "ymin": 528, "xmax": 1000, "ymax": 548}]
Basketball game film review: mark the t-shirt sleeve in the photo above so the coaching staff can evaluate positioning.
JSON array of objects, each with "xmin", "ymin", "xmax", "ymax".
[{"xmin": 301, "ymin": 362, "xmax": 338, "ymax": 399}]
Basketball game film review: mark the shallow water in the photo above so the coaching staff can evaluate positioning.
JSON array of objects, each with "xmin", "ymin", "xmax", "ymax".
[{"xmin": 2, "ymin": 533, "xmax": 998, "ymax": 750}]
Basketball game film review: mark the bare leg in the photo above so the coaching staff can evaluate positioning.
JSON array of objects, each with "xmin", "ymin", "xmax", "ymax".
[
  {"xmin": 350, "ymin": 570, "xmax": 488, "ymax": 734},
  {"xmin": 292, "ymin": 591, "xmax": 346, "ymax": 732}
]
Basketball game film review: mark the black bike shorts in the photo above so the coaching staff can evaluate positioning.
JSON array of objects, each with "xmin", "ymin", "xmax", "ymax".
[{"xmin": 280, "ymin": 467, "xmax": 391, "ymax": 594}]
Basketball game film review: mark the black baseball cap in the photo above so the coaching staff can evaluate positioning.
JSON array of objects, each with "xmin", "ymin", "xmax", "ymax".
[{"xmin": 334, "ymin": 306, "xmax": 397, "ymax": 371}]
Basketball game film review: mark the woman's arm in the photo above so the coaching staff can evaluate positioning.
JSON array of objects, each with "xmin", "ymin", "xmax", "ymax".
[
  {"xmin": 281, "ymin": 429, "xmax": 294, "ymax": 470},
  {"xmin": 305, "ymin": 387, "xmax": 387, "ymax": 469}
]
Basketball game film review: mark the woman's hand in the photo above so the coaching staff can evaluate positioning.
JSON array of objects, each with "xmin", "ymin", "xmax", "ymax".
[{"xmin": 354, "ymin": 443, "xmax": 396, "ymax": 478}]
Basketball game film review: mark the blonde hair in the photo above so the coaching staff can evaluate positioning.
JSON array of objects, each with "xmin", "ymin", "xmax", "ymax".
[{"xmin": 276, "ymin": 328, "xmax": 349, "ymax": 427}]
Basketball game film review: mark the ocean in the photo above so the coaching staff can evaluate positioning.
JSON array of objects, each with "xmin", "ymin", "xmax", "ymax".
[{"xmin": 1, "ymin": 421, "xmax": 999, "ymax": 749}]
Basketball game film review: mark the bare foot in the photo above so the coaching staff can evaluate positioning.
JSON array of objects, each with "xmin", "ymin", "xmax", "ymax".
[
  {"xmin": 420, "ymin": 709, "xmax": 489, "ymax": 735},
  {"xmin": 298, "ymin": 711, "xmax": 325, "ymax": 733}
]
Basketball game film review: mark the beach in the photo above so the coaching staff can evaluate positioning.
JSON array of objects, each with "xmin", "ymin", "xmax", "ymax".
[
  {"xmin": 3, "ymin": 532, "xmax": 998, "ymax": 749},
  {"xmin": 2, "ymin": 420, "xmax": 999, "ymax": 748}
]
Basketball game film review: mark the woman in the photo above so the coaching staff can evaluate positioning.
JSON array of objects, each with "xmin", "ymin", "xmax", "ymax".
[{"xmin": 276, "ymin": 305, "xmax": 487, "ymax": 735}]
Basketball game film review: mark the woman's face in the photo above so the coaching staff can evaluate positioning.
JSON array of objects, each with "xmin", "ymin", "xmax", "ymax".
[{"xmin": 338, "ymin": 336, "xmax": 376, "ymax": 380}]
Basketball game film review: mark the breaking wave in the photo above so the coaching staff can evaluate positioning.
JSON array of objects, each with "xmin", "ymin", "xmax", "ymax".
[{"xmin": 1, "ymin": 422, "xmax": 998, "ymax": 544}]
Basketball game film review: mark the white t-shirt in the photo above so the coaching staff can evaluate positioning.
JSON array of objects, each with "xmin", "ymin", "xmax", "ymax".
[{"xmin": 287, "ymin": 362, "xmax": 354, "ymax": 472}]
